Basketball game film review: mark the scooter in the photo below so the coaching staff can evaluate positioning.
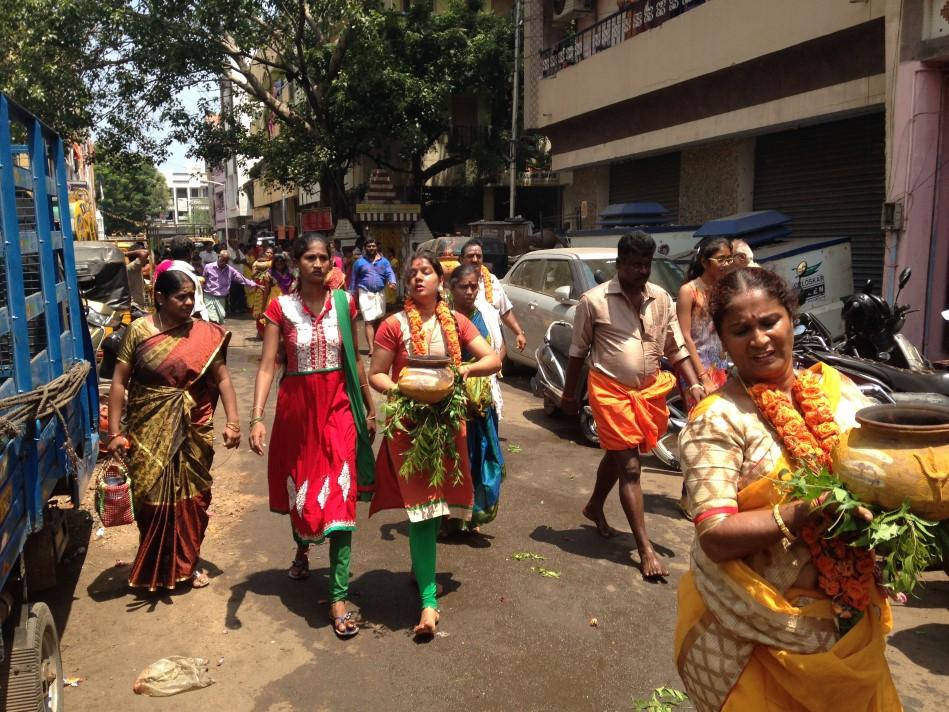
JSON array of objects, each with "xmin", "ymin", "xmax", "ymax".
[
  {"xmin": 840, "ymin": 267, "xmax": 931, "ymax": 372},
  {"xmin": 532, "ymin": 320, "xmax": 686, "ymax": 469}
]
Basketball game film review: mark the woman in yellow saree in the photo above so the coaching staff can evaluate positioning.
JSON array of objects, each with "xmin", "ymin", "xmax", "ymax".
[
  {"xmin": 107, "ymin": 269, "xmax": 242, "ymax": 591},
  {"xmin": 676, "ymin": 267, "xmax": 902, "ymax": 711}
]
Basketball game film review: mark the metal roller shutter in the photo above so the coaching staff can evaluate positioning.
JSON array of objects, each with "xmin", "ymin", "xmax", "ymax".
[
  {"xmin": 609, "ymin": 152, "xmax": 681, "ymax": 220},
  {"xmin": 753, "ymin": 113, "xmax": 886, "ymax": 291}
]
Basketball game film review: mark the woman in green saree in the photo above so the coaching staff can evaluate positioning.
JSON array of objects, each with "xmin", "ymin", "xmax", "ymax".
[{"xmin": 107, "ymin": 269, "xmax": 242, "ymax": 591}]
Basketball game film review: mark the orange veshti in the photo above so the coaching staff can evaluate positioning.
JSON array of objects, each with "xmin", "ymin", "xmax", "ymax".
[
  {"xmin": 749, "ymin": 365, "xmax": 876, "ymax": 616},
  {"xmin": 481, "ymin": 265, "xmax": 493, "ymax": 304},
  {"xmin": 404, "ymin": 297, "xmax": 462, "ymax": 366}
]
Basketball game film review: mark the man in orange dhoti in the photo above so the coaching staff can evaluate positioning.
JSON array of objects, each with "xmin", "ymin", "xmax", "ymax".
[{"xmin": 563, "ymin": 231, "xmax": 702, "ymax": 579}]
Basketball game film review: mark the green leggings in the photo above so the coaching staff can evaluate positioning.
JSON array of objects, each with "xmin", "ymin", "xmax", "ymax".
[
  {"xmin": 296, "ymin": 529, "xmax": 352, "ymax": 603},
  {"xmin": 409, "ymin": 517, "xmax": 440, "ymax": 610}
]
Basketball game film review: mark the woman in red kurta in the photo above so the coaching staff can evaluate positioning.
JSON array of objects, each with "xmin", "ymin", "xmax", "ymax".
[
  {"xmin": 250, "ymin": 234, "xmax": 376, "ymax": 638},
  {"xmin": 368, "ymin": 251, "xmax": 501, "ymax": 637}
]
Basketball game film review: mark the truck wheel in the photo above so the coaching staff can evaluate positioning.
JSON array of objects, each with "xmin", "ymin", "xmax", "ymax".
[{"xmin": 2, "ymin": 602, "xmax": 63, "ymax": 712}]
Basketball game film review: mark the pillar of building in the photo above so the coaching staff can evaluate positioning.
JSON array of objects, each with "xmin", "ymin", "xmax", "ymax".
[
  {"xmin": 677, "ymin": 137, "xmax": 755, "ymax": 225},
  {"xmin": 562, "ymin": 166, "xmax": 609, "ymax": 230}
]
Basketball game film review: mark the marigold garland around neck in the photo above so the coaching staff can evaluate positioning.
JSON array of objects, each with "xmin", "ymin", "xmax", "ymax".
[
  {"xmin": 747, "ymin": 367, "xmax": 840, "ymax": 470},
  {"xmin": 747, "ymin": 365, "xmax": 876, "ymax": 624},
  {"xmin": 404, "ymin": 297, "xmax": 462, "ymax": 366},
  {"xmin": 480, "ymin": 265, "xmax": 493, "ymax": 304}
]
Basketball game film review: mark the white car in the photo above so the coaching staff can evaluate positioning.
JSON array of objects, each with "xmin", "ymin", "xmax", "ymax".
[{"xmin": 498, "ymin": 247, "xmax": 686, "ymax": 368}]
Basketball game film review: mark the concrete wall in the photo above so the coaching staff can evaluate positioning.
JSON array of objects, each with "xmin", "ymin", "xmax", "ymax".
[
  {"xmin": 677, "ymin": 138, "xmax": 754, "ymax": 225},
  {"xmin": 533, "ymin": 0, "xmax": 885, "ymax": 129}
]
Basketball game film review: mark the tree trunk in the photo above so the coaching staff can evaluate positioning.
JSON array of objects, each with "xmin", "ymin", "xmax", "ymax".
[
  {"xmin": 407, "ymin": 154, "xmax": 424, "ymax": 206},
  {"xmin": 321, "ymin": 170, "xmax": 355, "ymax": 231}
]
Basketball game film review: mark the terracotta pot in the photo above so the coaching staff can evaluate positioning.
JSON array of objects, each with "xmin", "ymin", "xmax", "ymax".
[
  {"xmin": 397, "ymin": 356, "xmax": 455, "ymax": 404},
  {"xmin": 833, "ymin": 404, "xmax": 949, "ymax": 520}
]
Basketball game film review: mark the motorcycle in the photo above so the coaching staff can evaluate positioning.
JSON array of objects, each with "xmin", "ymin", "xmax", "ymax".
[
  {"xmin": 532, "ymin": 320, "xmax": 686, "ymax": 470},
  {"xmin": 794, "ymin": 312, "xmax": 949, "ymax": 405},
  {"xmin": 840, "ymin": 267, "xmax": 931, "ymax": 372}
]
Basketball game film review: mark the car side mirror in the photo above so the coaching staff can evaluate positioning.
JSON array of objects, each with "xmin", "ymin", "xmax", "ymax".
[{"xmin": 554, "ymin": 285, "xmax": 574, "ymax": 304}]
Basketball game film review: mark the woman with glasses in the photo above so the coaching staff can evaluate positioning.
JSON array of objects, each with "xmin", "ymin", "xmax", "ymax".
[{"xmin": 677, "ymin": 237, "xmax": 733, "ymax": 395}]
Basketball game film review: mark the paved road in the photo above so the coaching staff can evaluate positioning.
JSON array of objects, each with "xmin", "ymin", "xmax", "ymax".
[{"xmin": 38, "ymin": 315, "xmax": 948, "ymax": 710}]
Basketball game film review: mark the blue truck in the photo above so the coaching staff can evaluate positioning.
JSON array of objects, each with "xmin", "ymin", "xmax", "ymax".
[{"xmin": 0, "ymin": 94, "xmax": 100, "ymax": 710}]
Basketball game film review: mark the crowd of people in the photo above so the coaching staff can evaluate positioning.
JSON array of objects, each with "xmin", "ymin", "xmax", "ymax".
[{"xmin": 106, "ymin": 228, "xmax": 903, "ymax": 707}]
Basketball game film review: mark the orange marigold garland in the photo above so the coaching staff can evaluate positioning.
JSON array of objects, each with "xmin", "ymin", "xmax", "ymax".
[
  {"xmin": 481, "ymin": 265, "xmax": 494, "ymax": 304},
  {"xmin": 749, "ymin": 365, "xmax": 877, "ymax": 628},
  {"xmin": 404, "ymin": 297, "xmax": 462, "ymax": 366}
]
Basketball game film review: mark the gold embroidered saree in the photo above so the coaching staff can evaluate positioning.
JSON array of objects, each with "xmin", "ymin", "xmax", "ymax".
[
  {"xmin": 117, "ymin": 318, "xmax": 229, "ymax": 590},
  {"xmin": 675, "ymin": 364, "xmax": 902, "ymax": 711}
]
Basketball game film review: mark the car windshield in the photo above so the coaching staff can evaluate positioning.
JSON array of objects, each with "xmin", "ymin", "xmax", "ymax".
[{"xmin": 577, "ymin": 257, "xmax": 686, "ymax": 295}]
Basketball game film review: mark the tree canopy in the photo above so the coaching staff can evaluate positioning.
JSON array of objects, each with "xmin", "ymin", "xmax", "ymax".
[
  {"xmin": 96, "ymin": 156, "xmax": 169, "ymax": 233},
  {"xmin": 1, "ymin": 0, "xmax": 516, "ymax": 221}
]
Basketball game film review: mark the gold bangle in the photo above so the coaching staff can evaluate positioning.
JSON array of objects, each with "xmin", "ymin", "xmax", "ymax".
[
  {"xmin": 225, "ymin": 422, "xmax": 241, "ymax": 432},
  {"xmin": 772, "ymin": 504, "xmax": 797, "ymax": 542},
  {"xmin": 367, "ymin": 415, "xmax": 376, "ymax": 420},
  {"xmin": 249, "ymin": 416, "xmax": 264, "ymax": 426}
]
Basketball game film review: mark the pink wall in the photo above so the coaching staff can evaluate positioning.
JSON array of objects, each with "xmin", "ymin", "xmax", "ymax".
[{"xmin": 886, "ymin": 62, "xmax": 948, "ymax": 360}]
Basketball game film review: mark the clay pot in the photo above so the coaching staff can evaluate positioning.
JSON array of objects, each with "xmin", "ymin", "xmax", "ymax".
[
  {"xmin": 397, "ymin": 356, "xmax": 455, "ymax": 404},
  {"xmin": 833, "ymin": 404, "xmax": 949, "ymax": 520}
]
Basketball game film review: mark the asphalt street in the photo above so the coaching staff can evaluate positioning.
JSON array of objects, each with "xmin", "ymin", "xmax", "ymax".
[{"xmin": 38, "ymin": 314, "xmax": 948, "ymax": 711}]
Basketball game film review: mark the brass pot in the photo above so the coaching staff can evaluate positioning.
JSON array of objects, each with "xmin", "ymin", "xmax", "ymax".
[
  {"xmin": 397, "ymin": 356, "xmax": 455, "ymax": 404},
  {"xmin": 833, "ymin": 404, "xmax": 949, "ymax": 520}
]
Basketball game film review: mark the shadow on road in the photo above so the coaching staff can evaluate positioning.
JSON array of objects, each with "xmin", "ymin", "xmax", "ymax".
[
  {"xmin": 529, "ymin": 524, "xmax": 679, "ymax": 577},
  {"xmin": 901, "ymin": 579, "xmax": 949, "ymax": 609},
  {"xmin": 85, "ymin": 557, "xmax": 224, "ymax": 608},
  {"xmin": 887, "ymin": 623, "xmax": 949, "ymax": 675},
  {"xmin": 224, "ymin": 566, "xmax": 462, "ymax": 635},
  {"xmin": 37, "ymin": 508, "xmax": 94, "ymax": 636}
]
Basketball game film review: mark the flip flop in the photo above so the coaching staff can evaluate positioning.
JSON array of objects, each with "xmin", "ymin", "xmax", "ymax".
[
  {"xmin": 330, "ymin": 612, "xmax": 359, "ymax": 639},
  {"xmin": 191, "ymin": 570, "xmax": 211, "ymax": 588}
]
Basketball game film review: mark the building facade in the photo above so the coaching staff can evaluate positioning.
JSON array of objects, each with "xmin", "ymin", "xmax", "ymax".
[
  {"xmin": 163, "ymin": 163, "xmax": 211, "ymax": 230},
  {"xmin": 524, "ymin": 0, "xmax": 948, "ymax": 359}
]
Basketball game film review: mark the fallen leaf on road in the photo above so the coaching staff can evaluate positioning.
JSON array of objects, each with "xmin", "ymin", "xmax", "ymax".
[
  {"xmin": 589, "ymin": 617, "xmax": 598, "ymax": 627},
  {"xmin": 216, "ymin": 657, "xmax": 224, "ymax": 667},
  {"xmin": 511, "ymin": 552, "xmax": 545, "ymax": 561},
  {"xmin": 531, "ymin": 566, "xmax": 561, "ymax": 579},
  {"xmin": 64, "ymin": 677, "xmax": 83, "ymax": 687},
  {"xmin": 506, "ymin": 443, "xmax": 522, "ymax": 454}
]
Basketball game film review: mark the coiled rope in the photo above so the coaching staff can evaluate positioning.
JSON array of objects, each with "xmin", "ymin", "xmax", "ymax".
[{"xmin": 0, "ymin": 361, "xmax": 93, "ymax": 452}]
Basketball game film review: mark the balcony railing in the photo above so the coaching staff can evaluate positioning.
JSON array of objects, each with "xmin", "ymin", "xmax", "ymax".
[{"xmin": 540, "ymin": 0, "xmax": 708, "ymax": 79}]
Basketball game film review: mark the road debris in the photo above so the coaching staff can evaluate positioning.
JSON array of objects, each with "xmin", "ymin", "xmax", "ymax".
[
  {"xmin": 531, "ymin": 566, "xmax": 561, "ymax": 579},
  {"xmin": 132, "ymin": 657, "xmax": 214, "ymax": 697},
  {"xmin": 511, "ymin": 552, "xmax": 545, "ymax": 561}
]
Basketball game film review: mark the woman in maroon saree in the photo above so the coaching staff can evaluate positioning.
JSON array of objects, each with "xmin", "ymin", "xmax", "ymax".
[{"xmin": 107, "ymin": 269, "xmax": 242, "ymax": 590}]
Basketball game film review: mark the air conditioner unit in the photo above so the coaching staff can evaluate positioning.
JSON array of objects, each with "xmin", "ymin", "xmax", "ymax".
[{"xmin": 552, "ymin": 0, "xmax": 594, "ymax": 26}]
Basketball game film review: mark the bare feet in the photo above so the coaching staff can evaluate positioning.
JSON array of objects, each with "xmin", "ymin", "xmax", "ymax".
[
  {"xmin": 638, "ymin": 546, "xmax": 670, "ymax": 579},
  {"xmin": 413, "ymin": 607, "xmax": 439, "ymax": 637},
  {"xmin": 582, "ymin": 504, "xmax": 621, "ymax": 538}
]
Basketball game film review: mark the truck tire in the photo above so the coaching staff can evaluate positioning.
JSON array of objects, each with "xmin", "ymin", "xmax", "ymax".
[{"xmin": 2, "ymin": 602, "xmax": 64, "ymax": 712}]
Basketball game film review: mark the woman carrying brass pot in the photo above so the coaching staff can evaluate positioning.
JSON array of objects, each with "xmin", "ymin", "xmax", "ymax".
[
  {"xmin": 675, "ymin": 267, "xmax": 901, "ymax": 711},
  {"xmin": 368, "ymin": 251, "xmax": 500, "ymax": 637}
]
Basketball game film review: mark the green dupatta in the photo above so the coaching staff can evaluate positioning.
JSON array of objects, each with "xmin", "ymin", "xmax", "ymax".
[{"xmin": 333, "ymin": 289, "xmax": 375, "ymax": 500}]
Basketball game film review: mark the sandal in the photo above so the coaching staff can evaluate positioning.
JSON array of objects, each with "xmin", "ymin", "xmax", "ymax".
[
  {"xmin": 330, "ymin": 610, "xmax": 359, "ymax": 639},
  {"xmin": 191, "ymin": 570, "xmax": 210, "ymax": 588},
  {"xmin": 288, "ymin": 554, "xmax": 309, "ymax": 580}
]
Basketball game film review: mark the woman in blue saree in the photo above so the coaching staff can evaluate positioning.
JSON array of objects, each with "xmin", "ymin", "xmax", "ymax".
[{"xmin": 448, "ymin": 264, "xmax": 505, "ymax": 530}]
